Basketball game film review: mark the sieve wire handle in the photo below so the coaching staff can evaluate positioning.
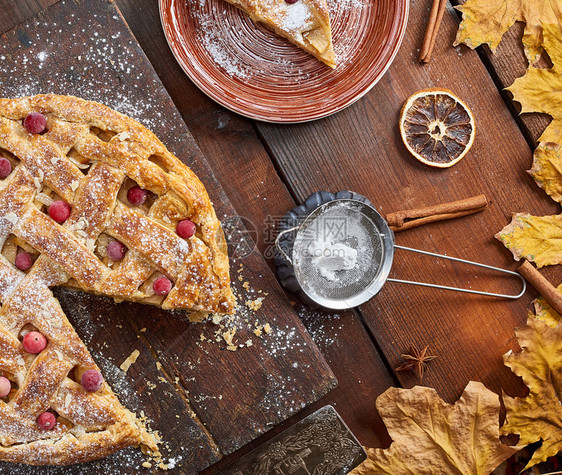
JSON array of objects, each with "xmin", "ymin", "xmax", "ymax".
[
  {"xmin": 387, "ymin": 245, "xmax": 527, "ymax": 299},
  {"xmin": 275, "ymin": 226, "xmax": 300, "ymax": 262}
]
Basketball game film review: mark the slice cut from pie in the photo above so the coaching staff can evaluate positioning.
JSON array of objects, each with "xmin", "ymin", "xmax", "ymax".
[
  {"xmin": 224, "ymin": 0, "xmax": 336, "ymax": 68},
  {"xmin": 0, "ymin": 255, "xmax": 159, "ymax": 465},
  {"xmin": 0, "ymin": 94, "xmax": 236, "ymax": 315}
]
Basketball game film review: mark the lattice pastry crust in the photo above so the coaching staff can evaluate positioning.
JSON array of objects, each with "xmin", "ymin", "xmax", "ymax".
[{"xmin": 0, "ymin": 95, "xmax": 235, "ymax": 464}]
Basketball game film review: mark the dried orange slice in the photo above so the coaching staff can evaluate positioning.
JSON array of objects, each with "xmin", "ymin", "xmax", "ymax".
[{"xmin": 399, "ymin": 89, "xmax": 475, "ymax": 168}]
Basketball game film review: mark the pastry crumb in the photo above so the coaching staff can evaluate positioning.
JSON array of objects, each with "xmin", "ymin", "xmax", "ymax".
[
  {"xmin": 222, "ymin": 328, "xmax": 236, "ymax": 346},
  {"xmin": 120, "ymin": 349, "xmax": 140, "ymax": 373},
  {"xmin": 188, "ymin": 311, "xmax": 209, "ymax": 323},
  {"xmin": 263, "ymin": 323, "xmax": 272, "ymax": 334},
  {"xmin": 142, "ymin": 462, "xmax": 152, "ymax": 469},
  {"xmin": 140, "ymin": 327, "xmax": 147, "ymax": 332},
  {"xmin": 245, "ymin": 339, "xmax": 253, "ymax": 347},
  {"xmin": 245, "ymin": 297, "xmax": 264, "ymax": 311},
  {"xmin": 227, "ymin": 345, "xmax": 238, "ymax": 351},
  {"xmin": 242, "ymin": 281, "xmax": 250, "ymax": 290}
]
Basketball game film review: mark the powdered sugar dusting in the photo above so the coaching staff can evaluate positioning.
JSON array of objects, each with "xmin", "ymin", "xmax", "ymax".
[
  {"xmin": 326, "ymin": 0, "xmax": 366, "ymax": 66},
  {"xmin": 298, "ymin": 306, "xmax": 343, "ymax": 348},
  {"xmin": 185, "ymin": 0, "xmax": 321, "ymax": 80},
  {"xmin": 0, "ymin": 11, "xmax": 185, "ymax": 156},
  {"xmin": 0, "ymin": 447, "xmax": 149, "ymax": 474},
  {"xmin": 192, "ymin": 7, "xmax": 254, "ymax": 79},
  {"xmin": 185, "ymin": 0, "xmax": 366, "ymax": 81},
  {"xmin": 283, "ymin": 2, "xmax": 311, "ymax": 31}
]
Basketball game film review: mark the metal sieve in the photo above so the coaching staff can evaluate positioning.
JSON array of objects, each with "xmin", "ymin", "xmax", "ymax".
[{"xmin": 275, "ymin": 195, "xmax": 526, "ymax": 310}]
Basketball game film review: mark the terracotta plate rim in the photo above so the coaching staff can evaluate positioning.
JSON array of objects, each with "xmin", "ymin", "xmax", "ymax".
[{"xmin": 159, "ymin": 0, "xmax": 409, "ymax": 124}]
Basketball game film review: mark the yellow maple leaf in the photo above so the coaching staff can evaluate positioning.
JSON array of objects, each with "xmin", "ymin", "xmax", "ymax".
[
  {"xmin": 495, "ymin": 212, "xmax": 562, "ymax": 267},
  {"xmin": 350, "ymin": 382, "xmax": 518, "ymax": 475},
  {"xmin": 502, "ymin": 316, "xmax": 562, "ymax": 469},
  {"xmin": 529, "ymin": 143, "xmax": 562, "ymax": 202},
  {"xmin": 454, "ymin": 1, "xmax": 562, "ymax": 65},
  {"xmin": 507, "ymin": 23, "xmax": 562, "ymax": 145}
]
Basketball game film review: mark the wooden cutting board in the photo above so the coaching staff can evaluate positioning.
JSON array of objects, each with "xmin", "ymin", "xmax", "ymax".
[{"xmin": 0, "ymin": 0, "xmax": 336, "ymax": 472}]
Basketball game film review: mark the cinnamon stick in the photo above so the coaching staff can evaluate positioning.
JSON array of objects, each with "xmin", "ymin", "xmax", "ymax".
[
  {"xmin": 518, "ymin": 260, "xmax": 562, "ymax": 316},
  {"xmin": 387, "ymin": 194, "xmax": 487, "ymax": 232},
  {"xmin": 419, "ymin": 0, "xmax": 448, "ymax": 63}
]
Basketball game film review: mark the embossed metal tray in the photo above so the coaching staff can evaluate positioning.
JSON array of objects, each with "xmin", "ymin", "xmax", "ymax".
[{"xmin": 218, "ymin": 405, "xmax": 367, "ymax": 474}]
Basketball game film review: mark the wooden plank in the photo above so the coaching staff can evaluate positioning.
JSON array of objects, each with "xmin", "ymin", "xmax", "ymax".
[
  {"xmin": 0, "ymin": 0, "xmax": 58, "ymax": 34},
  {"xmin": 254, "ymin": 0, "xmax": 562, "ymax": 404},
  {"xmin": 0, "ymin": 0, "xmax": 337, "ymax": 472},
  {"xmin": 200, "ymin": 307, "xmax": 397, "ymax": 474}
]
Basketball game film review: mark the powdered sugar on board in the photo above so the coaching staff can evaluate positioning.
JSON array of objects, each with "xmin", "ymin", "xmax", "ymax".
[
  {"xmin": 298, "ymin": 306, "xmax": 343, "ymax": 349},
  {"xmin": 0, "ymin": 12, "xmax": 189, "ymax": 159}
]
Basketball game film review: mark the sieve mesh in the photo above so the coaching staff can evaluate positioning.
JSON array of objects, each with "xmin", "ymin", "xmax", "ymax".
[{"xmin": 292, "ymin": 201, "xmax": 385, "ymax": 304}]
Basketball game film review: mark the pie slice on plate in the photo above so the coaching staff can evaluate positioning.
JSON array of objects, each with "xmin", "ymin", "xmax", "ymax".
[
  {"xmin": 224, "ymin": 0, "xmax": 336, "ymax": 68},
  {"xmin": 0, "ymin": 94, "xmax": 236, "ymax": 464}
]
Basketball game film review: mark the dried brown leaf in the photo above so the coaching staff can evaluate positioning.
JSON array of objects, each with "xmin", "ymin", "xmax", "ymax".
[
  {"xmin": 350, "ymin": 382, "xmax": 518, "ymax": 474},
  {"xmin": 528, "ymin": 143, "xmax": 562, "ymax": 203},
  {"xmin": 502, "ymin": 316, "xmax": 562, "ymax": 469}
]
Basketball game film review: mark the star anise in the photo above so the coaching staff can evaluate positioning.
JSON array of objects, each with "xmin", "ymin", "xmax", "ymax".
[{"xmin": 396, "ymin": 344, "xmax": 437, "ymax": 380}]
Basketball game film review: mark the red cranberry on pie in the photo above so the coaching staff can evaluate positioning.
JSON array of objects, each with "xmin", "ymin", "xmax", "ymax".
[
  {"xmin": 81, "ymin": 369, "xmax": 104, "ymax": 393},
  {"xmin": 106, "ymin": 240, "xmax": 127, "ymax": 261},
  {"xmin": 23, "ymin": 331, "xmax": 47, "ymax": 354},
  {"xmin": 0, "ymin": 376, "xmax": 11, "ymax": 397},
  {"xmin": 37, "ymin": 412, "xmax": 56, "ymax": 430},
  {"xmin": 176, "ymin": 219, "xmax": 196, "ymax": 239},
  {"xmin": 15, "ymin": 251, "xmax": 33, "ymax": 271},
  {"xmin": 153, "ymin": 276, "xmax": 172, "ymax": 296},
  {"xmin": 23, "ymin": 112, "xmax": 47, "ymax": 134},
  {"xmin": 127, "ymin": 185, "xmax": 148, "ymax": 205},
  {"xmin": 49, "ymin": 200, "xmax": 71, "ymax": 223},
  {"xmin": 0, "ymin": 157, "xmax": 12, "ymax": 179}
]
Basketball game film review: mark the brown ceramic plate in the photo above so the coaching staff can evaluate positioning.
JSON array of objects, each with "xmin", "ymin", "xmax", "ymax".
[{"xmin": 159, "ymin": 0, "xmax": 409, "ymax": 123}]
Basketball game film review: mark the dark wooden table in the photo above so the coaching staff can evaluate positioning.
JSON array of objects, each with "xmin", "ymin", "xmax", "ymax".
[{"xmin": 0, "ymin": 0, "xmax": 556, "ymax": 473}]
